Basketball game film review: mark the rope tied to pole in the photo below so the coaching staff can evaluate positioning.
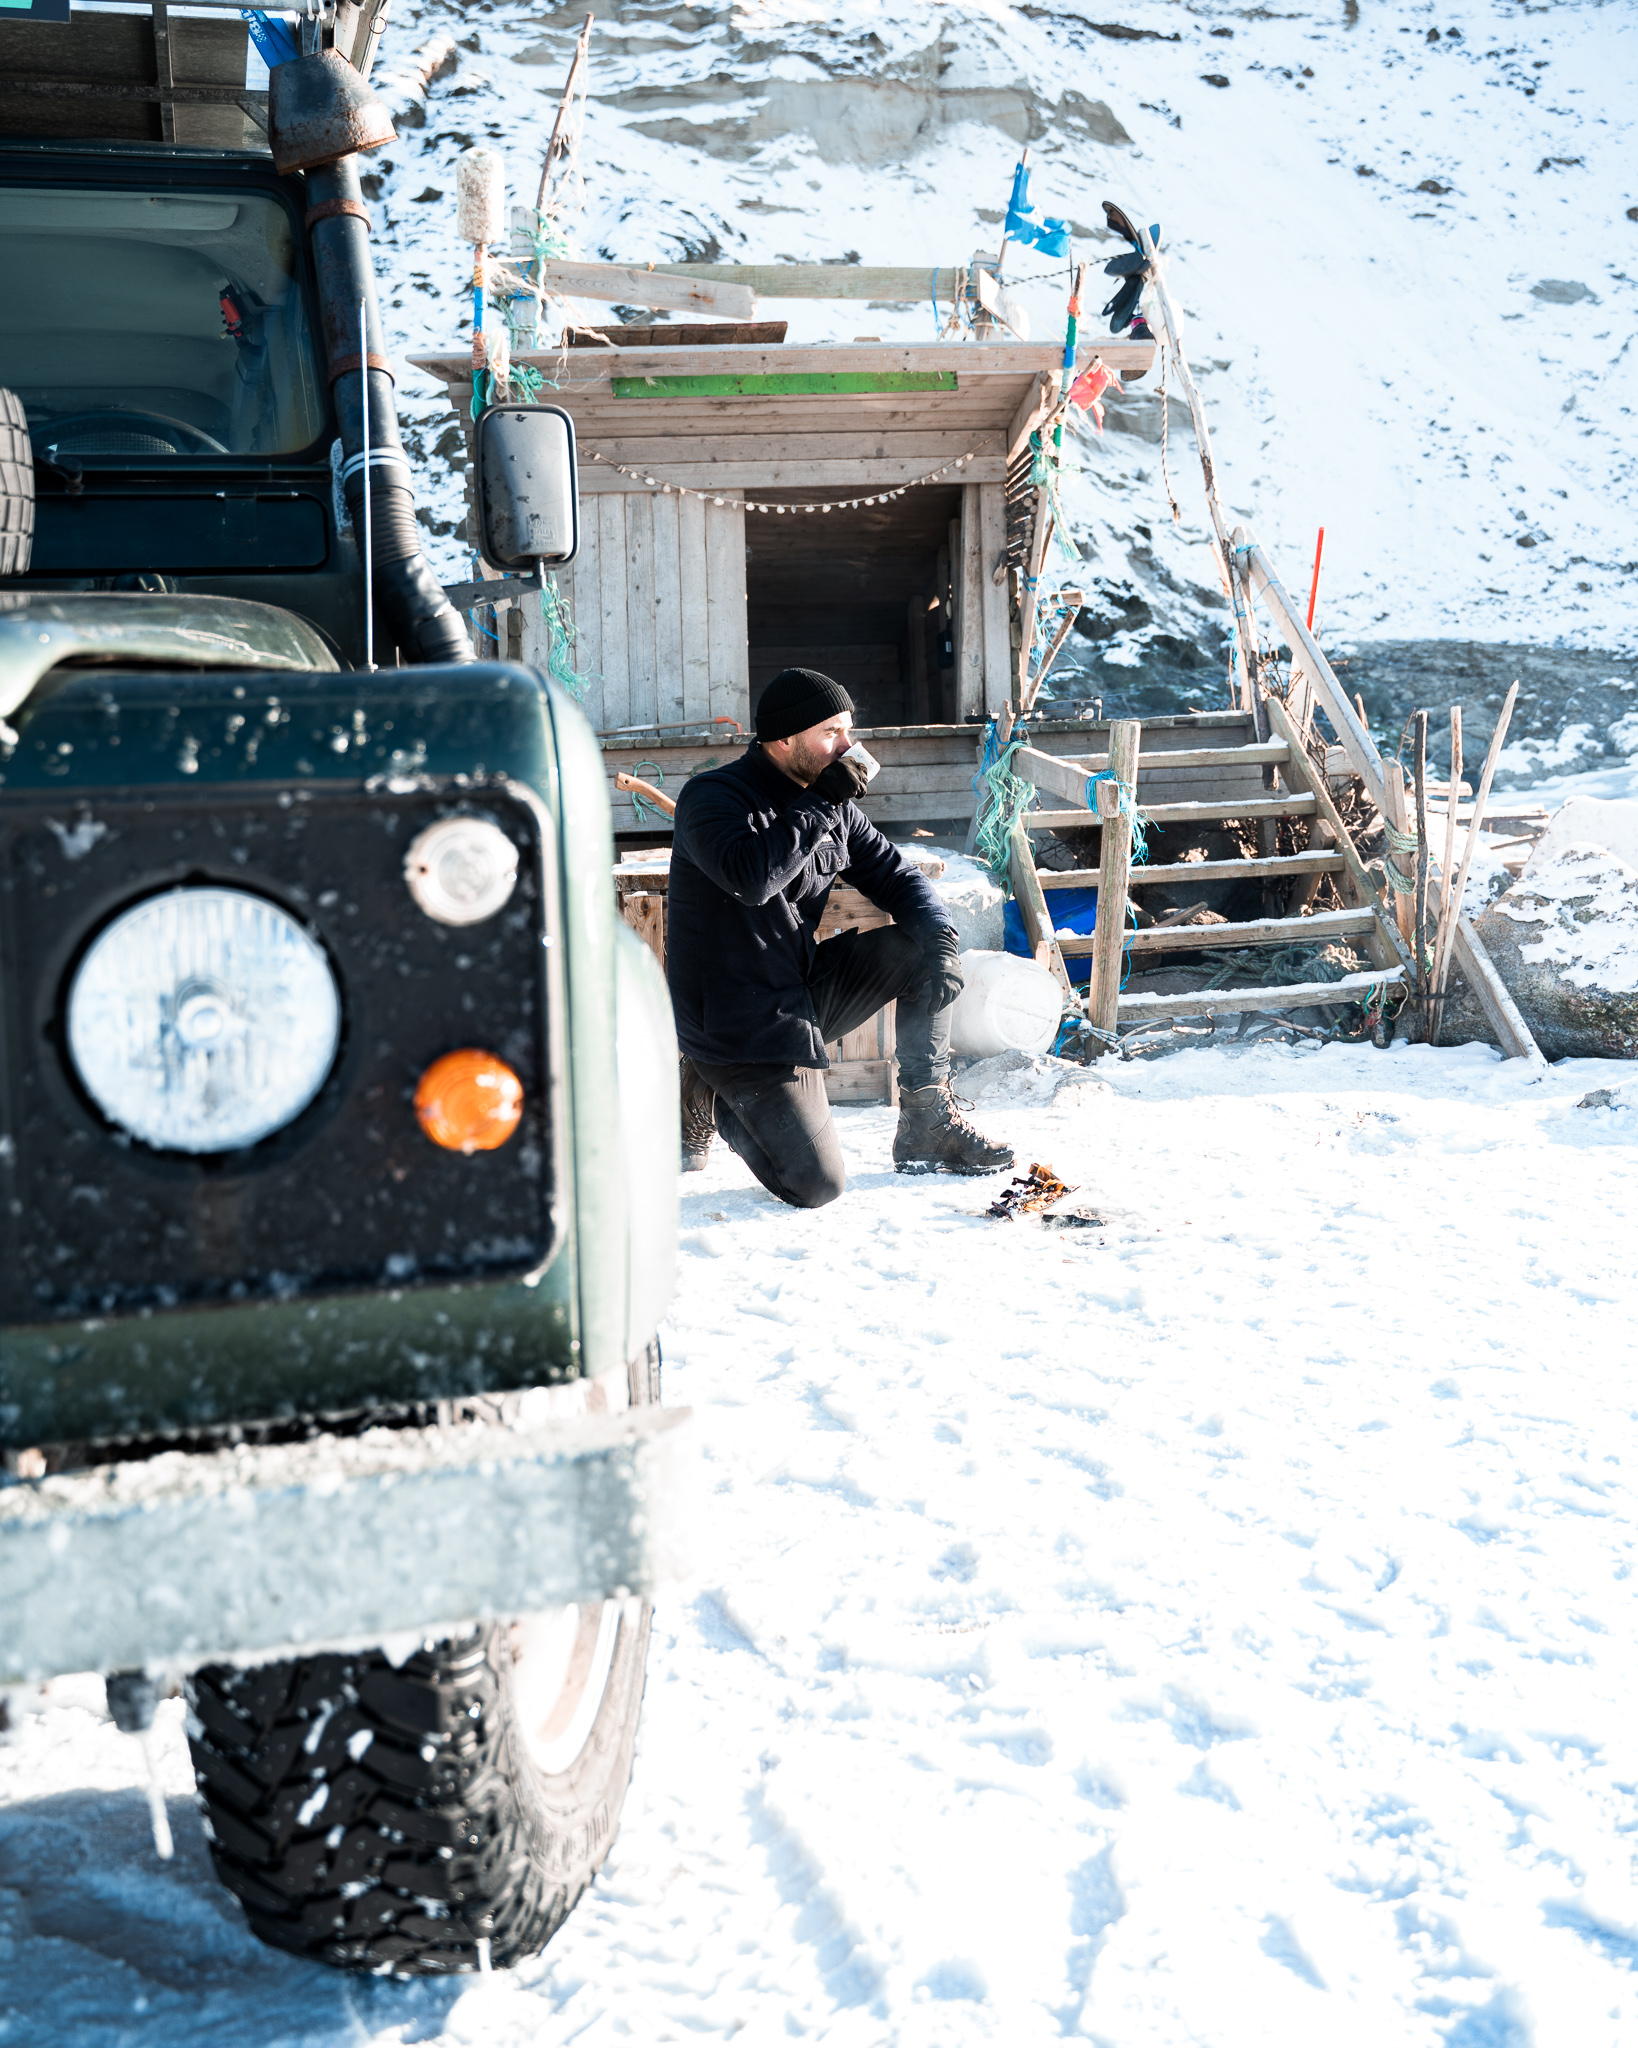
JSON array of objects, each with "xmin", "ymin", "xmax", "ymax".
[
  {"xmin": 971, "ymin": 717, "xmax": 1037, "ymax": 881},
  {"xmin": 1084, "ymin": 769, "xmax": 1151, "ymax": 865}
]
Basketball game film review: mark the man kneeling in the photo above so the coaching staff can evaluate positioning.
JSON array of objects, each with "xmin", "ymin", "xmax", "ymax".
[{"xmin": 667, "ymin": 666, "xmax": 1013, "ymax": 1209}]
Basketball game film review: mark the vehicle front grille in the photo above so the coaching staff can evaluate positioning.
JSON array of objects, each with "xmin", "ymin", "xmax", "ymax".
[{"xmin": 0, "ymin": 784, "xmax": 557, "ymax": 1325}]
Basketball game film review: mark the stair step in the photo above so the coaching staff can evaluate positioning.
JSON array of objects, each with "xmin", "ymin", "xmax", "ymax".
[
  {"xmin": 1115, "ymin": 966, "xmax": 1405, "ymax": 1023},
  {"xmin": 1058, "ymin": 909, "xmax": 1377, "ymax": 958},
  {"xmin": 1034, "ymin": 852, "xmax": 1345, "ymax": 890},
  {"xmin": 1020, "ymin": 741, "xmax": 1289, "ymax": 787},
  {"xmin": 1029, "ymin": 794, "xmax": 1316, "ymax": 831}
]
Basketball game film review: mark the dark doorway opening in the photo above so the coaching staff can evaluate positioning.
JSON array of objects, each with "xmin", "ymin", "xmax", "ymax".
[{"xmin": 744, "ymin": 485, "xmax": 962, "ymax": 729}]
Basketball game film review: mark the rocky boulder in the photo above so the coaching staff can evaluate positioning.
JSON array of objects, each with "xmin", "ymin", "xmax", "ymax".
[{"xmin": 1443, "ymin": 798, "xmax": 1638, "ymax": 1060}]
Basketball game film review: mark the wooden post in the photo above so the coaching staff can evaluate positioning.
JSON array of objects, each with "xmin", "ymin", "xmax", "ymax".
[
  {"xmin": 1432, "ymin": 704, "xmax": 1462, "ymax": 1040},
  {"xmin": 1382, "ymin": 758, "xmax": 1417, "ymax": 950},
  {"xmin": 1087, "ymin": 719, "xmax": 1141, "ymax": 1044},
  {"xmin": 1432, "ymin": 680, "xmax": 1520, "ymax": 1039},
  {"xmin": 1412, "ymin": 712, "xmax": 1432, "ymax": 1030},
  {"xmin": 1008, "ymin": 817, "xmax": 1072, "ymax": 995}
]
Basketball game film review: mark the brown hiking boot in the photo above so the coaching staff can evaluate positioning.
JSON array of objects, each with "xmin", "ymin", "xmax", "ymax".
[
  {"xmin": 680, "ymin": 1058, "xmax": 716, "ymax": 1172},
  {"xmin": 893, "ymin": 1080, "xmax": 1015, "ymax": 1176}
]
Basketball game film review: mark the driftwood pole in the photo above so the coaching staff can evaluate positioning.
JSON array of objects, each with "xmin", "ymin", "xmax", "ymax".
[
  {"xmin": 1087, "ymin": 719, "xmax": 1141, "ymax": 1046},
  {"xmin": 1412, "ymin": 712, "xmax": 1432, "ymax": 1034},
  {"xmin": 1431, "ymin": 680, "xmax": 1520, "ymax": 1038},
  {"xmin": 1134, "ymin": 227, "xmax": 1261, "ymax": 712},
  {"xmin": 1432, "ymin": 705, "xmax": 1463, "ymax": 1041}
]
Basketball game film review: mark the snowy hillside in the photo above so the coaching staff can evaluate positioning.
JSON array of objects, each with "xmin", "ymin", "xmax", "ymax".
[{"xmin": 345, "ymin": 0, "xmax": 1637, "ymax": 664}]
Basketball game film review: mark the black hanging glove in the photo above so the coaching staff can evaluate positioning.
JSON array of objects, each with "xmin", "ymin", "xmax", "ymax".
[
  {"xmin": 907, "ymin": 925, "xmax": 964, "ymax": 1012},
  {"xmin": 1101, "ymin": 200, "xmax": 1160, "ymax": 335},
  {"xmin": 811, "ymin": 753, "xmax": 870, "ymax": 805}
]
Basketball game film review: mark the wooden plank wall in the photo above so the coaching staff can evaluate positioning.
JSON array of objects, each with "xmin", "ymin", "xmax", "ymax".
[
  {"xmin": 520, "ymin": 486, "xmax": 749, "ymax": 735},
  {"xmin": 595, "ymin": 715, "xmax": 1265, "ymax": 836}
]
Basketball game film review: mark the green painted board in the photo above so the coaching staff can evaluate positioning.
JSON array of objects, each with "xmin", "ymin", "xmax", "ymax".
[{"xmin": 610, "ymin": 371, "xmax": 959, "ymax": 399}]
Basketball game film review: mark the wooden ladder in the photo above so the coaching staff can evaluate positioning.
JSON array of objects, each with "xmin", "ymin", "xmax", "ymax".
[{"xmin": 1003, "ymin": 703, "xmax": 1411, "ymax": 1046}]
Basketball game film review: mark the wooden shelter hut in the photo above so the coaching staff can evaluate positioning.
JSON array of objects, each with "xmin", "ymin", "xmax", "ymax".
[{"xmin": 410, "ymin": 332, "xmax": 1155, "ymax": 836}]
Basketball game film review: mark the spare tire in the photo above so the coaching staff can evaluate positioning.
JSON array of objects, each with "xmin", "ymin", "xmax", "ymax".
[
  {"xmin": 184, "ymin": 1345, "xmax": 660, "ymax": 1975},
  {"xmin": 0, "ymin": 391, "xmax": 33, "ymax": 576}
]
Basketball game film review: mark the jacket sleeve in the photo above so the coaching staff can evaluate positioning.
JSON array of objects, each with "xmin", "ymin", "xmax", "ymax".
[
  {"xmin": 673, "ymin": 773, "xmax": 839, "ymax": 906},
  {"xmin": 840, "ymin": 808, "xmax": 954, "ymax": 934}
]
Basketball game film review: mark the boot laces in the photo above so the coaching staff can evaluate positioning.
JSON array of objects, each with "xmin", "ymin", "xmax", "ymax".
[
  {"xmin": 680, "ymin": 1066, "xmax": 716, "ymax": 1151},
  {"xmin": 931, "ymin": 1079, "xmax": 983, "ymax": 1135}
]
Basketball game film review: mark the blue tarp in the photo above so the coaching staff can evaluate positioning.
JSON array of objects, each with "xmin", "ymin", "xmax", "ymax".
[{"xmin": 1004, "ymin": 885, "xmax": 1098, "ymax": 987}]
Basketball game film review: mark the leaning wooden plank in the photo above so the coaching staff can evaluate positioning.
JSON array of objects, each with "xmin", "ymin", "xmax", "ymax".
[
  {"xmin": 1118, "ymin": 967, "xmax": 1405, "ymax": 1022},
  {"xmin": 1008, "ymin": 816, "xmax": 1072, "ymax": 993},
  {"xmin": 1007, "ymin": 372, "xmax": 1056, "ymax": 464},
  {"xmin": 1262, "ymin": 690, "xmax": 1413, "ymax": 973},
  {"xmin": 1243, "ymin": 542, "xmax": 1389, "ymax": 809},
  {"xmin": 1449, "ymin": 917, "xmax": 1545, "ymax": 1067},
  {"xmin": 1062, "ymin": 907, "xmax": 1377, "ymax": 956},
  {"xmin": 537, "ymin": 259, "xmax": 756, "ymax": 319},
  {"xmin": 1015, "ymin": 746, "xmax": 1097, "ymax": 808}
]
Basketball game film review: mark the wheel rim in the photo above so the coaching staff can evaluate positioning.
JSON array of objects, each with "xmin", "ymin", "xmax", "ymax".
[{"xmin": 511, "ymin": 1598, "xmax": 627, "ymax": 1776}]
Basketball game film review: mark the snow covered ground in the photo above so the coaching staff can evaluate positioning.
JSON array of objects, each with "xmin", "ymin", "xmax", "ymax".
[
  {"xmin": 6, "ymin": 1039, "xmax": 1638, "ymax": 2045},
  {"xmin": 347, "ymin": 0, "xmax": 1638, "ymax": 661}
]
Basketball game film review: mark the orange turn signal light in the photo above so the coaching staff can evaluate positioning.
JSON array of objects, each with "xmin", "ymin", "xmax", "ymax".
[{"xmin": 414, "ymin": 1048, "xmax": 523, "ymax": 1154}]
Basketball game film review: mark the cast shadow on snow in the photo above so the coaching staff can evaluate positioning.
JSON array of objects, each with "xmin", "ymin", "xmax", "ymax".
[
  {"xmin": 1053, "ymin": 1843, "xmax": 1126, "ymax": 2032},
  {"xmin": 742, "ymin": 1782, "xmax": 884, "ymax": 2015},
  {"xmin": 0, "ymin": 1787, "xmax": 467, "ymax": 2044}
]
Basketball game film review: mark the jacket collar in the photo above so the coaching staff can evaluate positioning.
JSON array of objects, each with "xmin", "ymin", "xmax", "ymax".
[{"xmin": 744, "ymin": 741, "xmax": 812, "ymax": 806}]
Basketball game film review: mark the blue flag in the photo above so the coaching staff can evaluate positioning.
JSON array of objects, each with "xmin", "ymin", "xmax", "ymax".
[
  {"xmin": 242, "ymin": 8, "xmax": 300, "ymax": 68},
  {"xmin": 1003, "ymin": 160, "xmax": 1072, "ymax": 260}
]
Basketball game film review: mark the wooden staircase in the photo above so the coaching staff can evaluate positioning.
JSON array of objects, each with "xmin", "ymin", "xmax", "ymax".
[{"xmin": 1003, "ymin": 697, "xmax": 1412, "ymax": 1045}]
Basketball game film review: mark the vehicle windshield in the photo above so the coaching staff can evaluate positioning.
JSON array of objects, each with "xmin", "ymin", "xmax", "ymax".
[{"xmin": 0, "ymin": 184, "xmax": 326, "ymax": 460}]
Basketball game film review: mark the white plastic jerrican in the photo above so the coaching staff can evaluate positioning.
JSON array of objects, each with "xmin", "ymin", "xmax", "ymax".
[{"xmin": 948, "ymin": 948, "xmax": 1062, "ymax": 1058}]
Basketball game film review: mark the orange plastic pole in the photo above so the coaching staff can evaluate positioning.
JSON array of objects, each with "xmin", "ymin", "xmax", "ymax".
[{"xmin": 1306, "ymin": 526, "xmax": 1326, "ymax": 631}]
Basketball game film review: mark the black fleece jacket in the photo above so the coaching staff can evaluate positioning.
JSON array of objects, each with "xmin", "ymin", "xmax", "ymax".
[{"xmin": 667, "ymin": 743, "xmax": 952, "ymax": 1067}]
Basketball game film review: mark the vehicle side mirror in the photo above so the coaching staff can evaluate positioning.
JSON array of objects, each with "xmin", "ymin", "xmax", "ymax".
[{"xmin": 473, "ymin": 404, "xmax": 579, "ymax": 571}]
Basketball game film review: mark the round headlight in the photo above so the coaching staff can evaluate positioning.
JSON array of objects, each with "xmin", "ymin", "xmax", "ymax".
[
  {"xmin": 403, "ymin": 816, "xmax": 519, "ymax": 926},
  {"xmin": 67, "ymin": 887, "xmax": 341, "ymax": 1154}
]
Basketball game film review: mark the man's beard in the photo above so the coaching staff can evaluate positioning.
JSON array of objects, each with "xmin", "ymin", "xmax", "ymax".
[{"xmin": 784, "ymin": 731, "xmax": 837, "ymax": 785}]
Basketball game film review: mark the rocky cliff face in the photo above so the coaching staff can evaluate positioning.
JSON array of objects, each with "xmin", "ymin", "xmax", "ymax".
[{"xmin": 365, "ymin": 0, "xmax": 1635, "ymax": 693}]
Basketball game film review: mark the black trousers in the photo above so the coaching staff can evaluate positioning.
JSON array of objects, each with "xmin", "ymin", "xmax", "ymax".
[{"xmin": 693, "ymin": 924, "xmax": 949, "ymax": 1210}]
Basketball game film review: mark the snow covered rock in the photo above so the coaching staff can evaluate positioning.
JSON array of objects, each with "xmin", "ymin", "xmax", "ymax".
[
  {"xmin": 1445, "ymin": 801, "xmax": 1638, "ymax": 1060},
  {"xmin": 955, "ymin": 1048, "xmax": 1108, "ymax": 1105},
  {"xmin": 921, "ymin": 847, "xmax": 1006, "ymax": 953}
]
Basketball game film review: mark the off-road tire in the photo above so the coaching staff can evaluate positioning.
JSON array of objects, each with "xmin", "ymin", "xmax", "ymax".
[
  {"xmin": 0, "ymin": 390, "xmax": 34, "ymax": 576},
  {"xmin": 184, "ymin": 1345, "xmax": 660, "ymax": 1975}
]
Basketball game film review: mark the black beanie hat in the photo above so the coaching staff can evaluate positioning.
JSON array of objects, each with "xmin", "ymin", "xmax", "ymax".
[{"xmin": 754, "ymin": 667, "xmax": 854, "ymax": 744}]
